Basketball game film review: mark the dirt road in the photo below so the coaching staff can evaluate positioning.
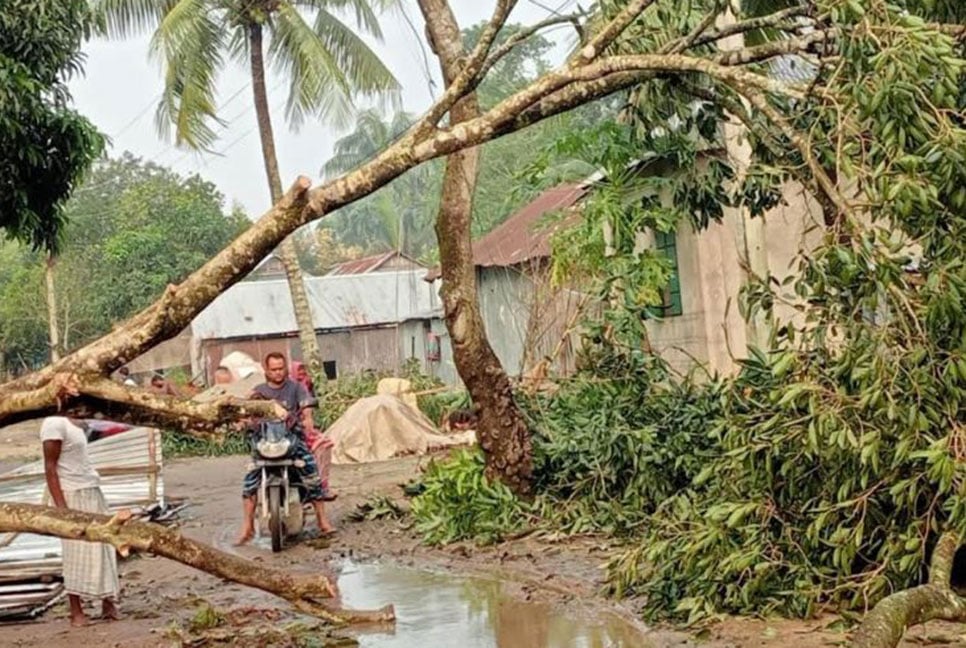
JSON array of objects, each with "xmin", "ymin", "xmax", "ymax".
[{"xmin": 0, "ymin": 433, "xmax": 961, "ymax": 647}]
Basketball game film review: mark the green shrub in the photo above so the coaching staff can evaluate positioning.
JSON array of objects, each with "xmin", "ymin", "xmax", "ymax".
[
  {"xmin": 524, "ymin": 356, "xmax": 722, "ymax": 536},
  {"xmin": 411, "ymin": 449, "xmax": 531, "ymax": 545},
  {"xmin": 162, "ymin": 430, "xmax": 248, "ymax": 458},
  {"xmin": 608, "ymin": 342, "xmax": 966, "ymax": 624}
]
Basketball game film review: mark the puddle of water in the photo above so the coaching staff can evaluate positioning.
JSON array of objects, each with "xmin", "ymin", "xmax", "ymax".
[{"xmin": 336, "ymin": 560, "xmax": 652, "ymax": 648}]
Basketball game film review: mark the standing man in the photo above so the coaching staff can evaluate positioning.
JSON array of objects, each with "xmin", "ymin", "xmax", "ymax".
[
  {"xmin": 235, "ymin": 352, "xmax": 335, "ymax": 545},
  {"xmin": 41, "ymin": 417, "xmax": 123, "ymax": 627}
]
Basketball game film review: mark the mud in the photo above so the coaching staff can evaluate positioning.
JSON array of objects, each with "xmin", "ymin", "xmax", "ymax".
[{"xmin": 0, "ymin": 421, "xmax": 963, "ymax": 647}]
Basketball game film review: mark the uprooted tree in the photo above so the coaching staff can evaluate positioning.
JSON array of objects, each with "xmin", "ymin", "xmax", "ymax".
[{"xmin": 1, "ymin": 0, "xmax": 965, "ymax": 640}]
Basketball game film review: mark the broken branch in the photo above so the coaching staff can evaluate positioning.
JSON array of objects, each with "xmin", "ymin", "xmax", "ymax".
[
  {"xmin": 0, "ymin": 502, "xmax": 393, "ymax": 626},
  {"xmin": 850, "ymin": 531, "xmax": 966, "ymax": 648}
]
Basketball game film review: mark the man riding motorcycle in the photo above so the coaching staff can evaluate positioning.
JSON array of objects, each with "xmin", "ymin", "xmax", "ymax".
[{"xmin": 234, "ymin": 352, "xmax": 335, "ymax": 545}]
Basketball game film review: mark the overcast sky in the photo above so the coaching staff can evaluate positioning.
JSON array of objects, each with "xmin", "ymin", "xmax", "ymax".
[{"xmin": 67, "ymin": 1, "xmax": 577, "ymax": 219}]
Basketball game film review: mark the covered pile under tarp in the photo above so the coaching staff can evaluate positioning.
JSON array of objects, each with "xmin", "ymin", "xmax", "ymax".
[{"xmin": 323, "ymin": 394, "xmax": 474, "ymax": 464}]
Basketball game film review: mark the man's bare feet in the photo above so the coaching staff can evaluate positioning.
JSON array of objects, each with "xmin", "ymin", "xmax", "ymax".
[
  {"xmin": 69, "ymin": 612, "xmax": 88, "ymax": 628},
  {"xmin": 233, "ymin": 528, "xmax": 254, "ymax": 546},
  {"xmin": 101, "ymin": 598, "xmax": 121, "ymax": 621}
]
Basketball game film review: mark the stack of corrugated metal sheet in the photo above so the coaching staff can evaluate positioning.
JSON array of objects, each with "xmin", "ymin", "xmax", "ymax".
[{"xmin": 0, "ymin": 426, "xmax": 164, "ymax": 618}]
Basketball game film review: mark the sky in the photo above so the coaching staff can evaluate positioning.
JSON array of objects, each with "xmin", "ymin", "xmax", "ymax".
[{"xmin": 68, "ymin": 0, "xmax": 578, "ymax": 219}]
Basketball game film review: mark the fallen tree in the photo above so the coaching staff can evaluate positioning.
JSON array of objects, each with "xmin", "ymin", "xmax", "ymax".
[{"xmin": 0, "ymin": 502, "xmax": 393, "ymax": 625}]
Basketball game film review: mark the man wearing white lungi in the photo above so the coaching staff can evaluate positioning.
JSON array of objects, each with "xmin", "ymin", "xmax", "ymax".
[{"xmin": 41, "ymin": 416, "xmax": 121, "ymax": 627}]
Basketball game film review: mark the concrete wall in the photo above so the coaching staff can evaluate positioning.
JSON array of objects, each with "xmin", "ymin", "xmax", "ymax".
[{"xmin": 641, "ymin": 180, "xmax": 823, "ymax": 377}]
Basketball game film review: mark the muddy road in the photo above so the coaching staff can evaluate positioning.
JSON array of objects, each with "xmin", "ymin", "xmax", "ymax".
[{"xmin": 0, "ymin": 424, "xmax": 961, "ymax": 647}]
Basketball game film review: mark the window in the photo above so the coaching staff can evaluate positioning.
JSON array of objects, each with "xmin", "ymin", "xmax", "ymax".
[
  {"xmin": 649, "ymin": 230, "xmax": 683, "ymax": 318},
  {"xmin": 322, "ymin": 361, "xmax": 337, "ymax": 380}
]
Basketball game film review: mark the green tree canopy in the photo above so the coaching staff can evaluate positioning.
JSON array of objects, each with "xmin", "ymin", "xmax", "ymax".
[
  {"xmin": 0, "ymin": 0, "xmax": 105, "ymax": 252},
  {"xmin": 0, "ymin": 154, "xmax": 248, "ymax": 373}
]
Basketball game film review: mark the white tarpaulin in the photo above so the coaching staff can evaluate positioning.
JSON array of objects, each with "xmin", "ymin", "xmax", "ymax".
[{"xmin": 323, "ymin": 395, "xmax": 473, "ymax": 464}]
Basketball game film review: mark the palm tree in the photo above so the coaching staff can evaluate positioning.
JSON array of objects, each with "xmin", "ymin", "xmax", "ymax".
[
  {"xmin": 322, "ymin": 108, "xmax": 413, "ymax": 176},
  {"xmin": 322, "ymin": 110, "xmax": 440, "ymax": 258},
  {"xmin": 94, "ymin": 0, "xmax": 400, "ymax": 381}
]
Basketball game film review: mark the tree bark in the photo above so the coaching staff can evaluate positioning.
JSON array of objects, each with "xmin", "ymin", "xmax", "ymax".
[
  {"xmin": 419, "ymin": 0, "xmax": 534, "ymax": 496},
  {"xmin": 44, "ymin": 253, "xmax": 61, "ymax": 363},
  {"xmin": 0, "ymin": 502, "xmax": 393, "ymax": 625},
  {"xmin": 249, "ymin": 21, "xmax": 325, "ymax": 384},
  {"xmin": 851, "ymin": 531, "xmax": 966, "ymax": 648}
]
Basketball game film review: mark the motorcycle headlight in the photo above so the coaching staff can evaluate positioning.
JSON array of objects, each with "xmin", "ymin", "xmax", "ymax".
[{"xmin": 256, "ymin": 438, "xmax": 291, "ymax": 459}]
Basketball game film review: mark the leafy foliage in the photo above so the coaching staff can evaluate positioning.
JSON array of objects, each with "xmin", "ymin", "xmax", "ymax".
[
  {"xmin": 162, "ymin": 430, "xmax": 249, "ymax": 458},
  {"xmin": 417, "ymin": 0, "xmax": 966, "ymax": 627},
  {"xmin": 0, "ymin": 0, "xmax": 105, "ymax": 252},
  {"xmin": 533, "ymin": 0, "xmax": 966, "ymax": 625},
  {"xmin": 411, "ymin": 450, "xmax": 530, "ymax": 546},
  {"xmin": 527, "ymin": 357, "xmax": 723, "ymax": 536}
]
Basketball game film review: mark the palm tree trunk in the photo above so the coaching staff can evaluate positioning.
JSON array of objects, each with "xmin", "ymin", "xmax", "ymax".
[
  {"xmin": 421, "ymin": 0, "xmax": 533, "ymax": 495},
  {"xmin": 44, "ymin": 253, "xmax": 61, "ymax": 362},
  {"xmin": 249, "ymin": 21, "xmax": 324, "ymax": 383}
]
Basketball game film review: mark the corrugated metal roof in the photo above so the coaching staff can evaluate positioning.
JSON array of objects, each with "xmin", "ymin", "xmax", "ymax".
[
  {"xmin": 190, "ymin": 269, "xmax": 441, "ymax": 341},
  {"xmin": 327, "ymin": 251, "xmax": 397, "ymax": 276},
  {"xmin": 0, "ymin": 427, "xmax": 164, "ymax": 617},
  {"xmin": 326, "ymin": 251, "xmax": 424, "ymax": 276},
  {"xmin": 424, "ymin": 184, "xmax": 588, "ymax": 281}
]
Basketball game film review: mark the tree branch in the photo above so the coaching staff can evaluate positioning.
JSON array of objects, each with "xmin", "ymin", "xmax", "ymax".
[
  {"xmin": 690, "ymin": 6, "xmax": 814, "ymax": 49},
  {"xmin": 0, "ymin": 373, "xmax": 284, "ymax": 433},
  {"xmin": 713, "ymin": 29, "xmax": 832, "ymax": 66},
  {"xmin": 413, "ymin": 0, "xmax": 518, "ymax": 133},
  {"xmin": 661, "ymin": 5, "xmax": 726, "ymax": 54},
  {"xmin": 0, "ymin": 502, "xmax": 394, "ymax": 625},
  {"xmin": 571, "ymin": 0, "xmax": 658, "ymax": 65},
  {"xmin": 479, "ymin": 12, "xmax": 586, "ymax": 81},
  {"xmin": 851, "ymin": 531, "xmax": 966, "ymax": 648},
  {"xmin": 738, "ymin": 86, "xmax": 850, "ymax": 218}
]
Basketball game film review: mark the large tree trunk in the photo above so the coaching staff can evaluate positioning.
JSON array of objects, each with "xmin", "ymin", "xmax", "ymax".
[
  {"xmin": 44, "ymin": 253, "xmax": 61, "ymax": 363},
  {"xmin": 0, "ymin": 502, "xmax": 393, "ymax": 625},
  {"xmin": 419, "ymin": 0, "xmax": 533, "ymax": 496},
  {"xmin": 249, "ymin": 22, "xmax": 324, "ymax": 384}
]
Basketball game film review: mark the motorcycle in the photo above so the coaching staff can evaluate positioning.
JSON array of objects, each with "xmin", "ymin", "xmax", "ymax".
[{"xmin": 247, "ymin": 415, "xmax": 308, "ymax": 552}]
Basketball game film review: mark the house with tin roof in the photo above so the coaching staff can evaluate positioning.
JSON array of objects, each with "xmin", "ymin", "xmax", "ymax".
[
  {"xmin": 188, "ymin": 268, "xmax": 456, "ymax": 384},
  {"xmin": 426, "ymin": 154, "xmax": 823, "ymax": 380}
]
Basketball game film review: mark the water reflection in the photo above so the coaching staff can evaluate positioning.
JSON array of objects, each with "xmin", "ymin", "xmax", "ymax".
[{"xmin": 336, "ymin": 560, "xmax": 649, "ymax": 648}]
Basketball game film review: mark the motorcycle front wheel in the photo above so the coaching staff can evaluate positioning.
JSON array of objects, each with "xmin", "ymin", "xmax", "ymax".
[{"xmin": 267, "ymin": 484, "xmax": 284, "ymax": 552}]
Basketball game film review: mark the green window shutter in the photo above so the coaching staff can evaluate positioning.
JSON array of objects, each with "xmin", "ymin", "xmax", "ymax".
[{"xmin": 652, "ymin": 230, "xmax": 683, "ymax": 317}]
